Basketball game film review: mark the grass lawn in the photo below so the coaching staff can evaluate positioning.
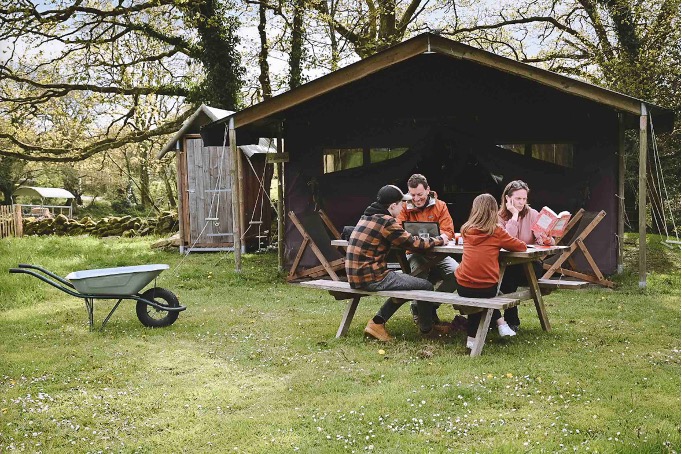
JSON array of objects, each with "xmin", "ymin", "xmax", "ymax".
[{"xmin": 0, "ymin": 234, "xmax": 679, "ymax": 453}]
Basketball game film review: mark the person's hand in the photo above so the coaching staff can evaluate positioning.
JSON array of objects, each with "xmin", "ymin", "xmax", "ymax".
[
  {"xmin": 537, "ymin": 232, "xmax": 552, "ymax": 246},
  {"xmin": 440, "ymin": 233, "xmax": 450, "ymax": 243},
  {"xmin": 506, "ymin": 196, "xmax": 519, "ymax": 218}
]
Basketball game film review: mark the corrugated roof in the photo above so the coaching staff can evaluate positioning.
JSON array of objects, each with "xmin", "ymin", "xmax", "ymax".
[
  {"xmin": 14, "ymin": 187, "xmax": 75, "ymax": 199},
  {"xmin": 157, "ymin": 104, "xmax": 234, "ymax": 158}
]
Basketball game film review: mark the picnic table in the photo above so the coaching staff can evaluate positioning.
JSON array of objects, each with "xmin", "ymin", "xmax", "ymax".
[{"xmin": 308, "ymin": 240, "xmax": 571, "ymax": 355}]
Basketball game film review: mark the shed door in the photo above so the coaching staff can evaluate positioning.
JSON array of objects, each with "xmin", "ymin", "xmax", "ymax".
[{"xmin": 185, "ymin": 138, "xmax": 234, "ymax": 248}]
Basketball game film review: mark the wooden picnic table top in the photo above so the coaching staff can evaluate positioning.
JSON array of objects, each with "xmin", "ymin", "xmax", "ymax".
[{"xmin": 331, "ymin": 239, "xmax": 567, "ymax": 260}]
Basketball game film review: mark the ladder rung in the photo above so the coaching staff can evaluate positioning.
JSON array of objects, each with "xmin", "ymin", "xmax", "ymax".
[
  {"xmin": 249, "ymin": 221, "xmax": 263, "ymax": 224},
  {"xmin": 205, "ymin": 217, "xmax": 219, "ymax": 221}
]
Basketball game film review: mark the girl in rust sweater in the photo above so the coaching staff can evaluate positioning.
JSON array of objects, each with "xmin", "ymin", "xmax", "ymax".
[{"xmin": 454, "ymin": 193, "xmax": 526, "ymax": 349}]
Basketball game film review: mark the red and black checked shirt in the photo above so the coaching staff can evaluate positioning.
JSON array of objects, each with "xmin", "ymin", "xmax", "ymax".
[{"xmin": 345, "ymin": 214, "xmax": 445, "ymax": 289}]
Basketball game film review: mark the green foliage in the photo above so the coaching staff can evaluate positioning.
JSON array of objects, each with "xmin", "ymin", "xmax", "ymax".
[{"xmin": 0, "ymin": 235, "xmax": 679, "ymax": 452}]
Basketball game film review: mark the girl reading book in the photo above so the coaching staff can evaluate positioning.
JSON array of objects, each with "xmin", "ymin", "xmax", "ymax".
[
  {"xmin": 454, "ymin": 193, "xmax": 527, "ymax": 349},
  {"xmin": 497, "ymin": 180, "xmax": 556, "ymax": 332}
]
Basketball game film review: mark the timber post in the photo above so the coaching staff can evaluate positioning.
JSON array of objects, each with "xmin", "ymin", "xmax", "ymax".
[
  {"xmin": 229, "ymin": 118, "xmax": 242, "ymax": 272},
  {"xmin": 277, "ymin": 126, "xmax": 285, "ymax": 272},
  {"xmin": 638, "ymin": 104, "xmax": 647, "ymax": 287},
  {"xmin": 617, "ymin": 113, "xmax": 625, "ymax": 274}
]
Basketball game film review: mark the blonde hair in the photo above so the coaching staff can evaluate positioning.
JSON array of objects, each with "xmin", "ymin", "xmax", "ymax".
[
  {"xmin": 462, "ymin": 193, "xmax": 499, "ymax": 236},
  {"xmin": 498, "ymin": 180, "xmax": 531, "ymax": 221}
]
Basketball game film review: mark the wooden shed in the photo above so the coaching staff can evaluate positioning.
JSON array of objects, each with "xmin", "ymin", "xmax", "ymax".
[{"xmin": 158, "ymin": 104, "xmax": 275, "ymax": 253}]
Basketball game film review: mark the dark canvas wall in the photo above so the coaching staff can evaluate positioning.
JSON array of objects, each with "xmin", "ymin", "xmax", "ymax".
[{"xmin": 284, "ymin": 120, "xmax": 619, "ymax": 275}]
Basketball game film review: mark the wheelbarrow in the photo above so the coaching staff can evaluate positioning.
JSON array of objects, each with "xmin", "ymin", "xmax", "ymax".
[{"xmin": 9, "ymin": 264, "xmax": 186, "ymax": 330}]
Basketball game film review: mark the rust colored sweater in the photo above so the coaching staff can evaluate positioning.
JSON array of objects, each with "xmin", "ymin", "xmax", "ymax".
[{"xmin": 454, "ymin": 226, "xmax": 527, "ymax": 288}]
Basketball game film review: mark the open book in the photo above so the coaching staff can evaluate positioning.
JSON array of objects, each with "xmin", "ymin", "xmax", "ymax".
[{"xmin": 531, "ymin": 206, "xmax": 571, "ymax": 237}]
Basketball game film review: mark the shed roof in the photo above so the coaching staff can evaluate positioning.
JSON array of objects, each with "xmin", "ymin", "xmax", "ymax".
[
  {"xmin": 14, "ymin": 186, "xmax": 75, "ymax": 199},
  {"xmin": 157, "ymin": 104, "xmax": 233, "ymax": 158},
  {"xmin": 203, "ymin": 33, "xmax": 673, "ymax": 141}
]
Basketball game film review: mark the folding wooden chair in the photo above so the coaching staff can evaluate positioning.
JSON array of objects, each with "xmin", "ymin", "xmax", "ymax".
[
  {"xmin": 287, "ymin": 210, "xmax": 347, "ymax": 282},
  {"xmin": 541, "ymin": 209, "xmax": 614, "ymax": 288}
]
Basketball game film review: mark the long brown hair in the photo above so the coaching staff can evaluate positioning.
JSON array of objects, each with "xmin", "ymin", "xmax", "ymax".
[
  {"xmin": 462, "ymin": 193, "xmax": 499, "ymax": 236},
  {"xmin": 498, "ymin": 180, "xmax": 531, "ymax": 221}
]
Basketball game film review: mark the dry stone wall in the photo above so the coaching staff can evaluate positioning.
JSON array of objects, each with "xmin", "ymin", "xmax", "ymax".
[{"xmin": 23, "ymin": 211, "xmax": 178, "ymax": 238}]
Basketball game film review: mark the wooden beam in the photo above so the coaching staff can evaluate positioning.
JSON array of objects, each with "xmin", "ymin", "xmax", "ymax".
[
  {"xmin": 229, "ymin": 118, "xmax": 242, "ymax": 272},
  {"xmin": 277, "ymin": 129, "xmax": 285, "ymax": 272},
  {"xmin": 617, "ymin": 113, "xmax": 625, "ymax": 273},
  {"xmin": 638, "ymin": 104, "xmax": 648, "ymax": 287}
]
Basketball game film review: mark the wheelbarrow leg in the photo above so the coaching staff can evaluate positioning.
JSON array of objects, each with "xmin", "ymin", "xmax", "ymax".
[
  {"xmin": 101, "ymin": 299, "xmax": 124, "ymax": 330},
  {"xmin": 84, "ymin": 298, "xmax": 94, "ymax": 331}
]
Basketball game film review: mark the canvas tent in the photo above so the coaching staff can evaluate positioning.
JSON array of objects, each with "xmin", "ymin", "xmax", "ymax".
[
  {"xmin": 158, "ymin": 104, "xmax": 275, "ymax": 252},
  {"xmin": 200, "ymin": 33, "xmax": 674, "ymax": 281}
]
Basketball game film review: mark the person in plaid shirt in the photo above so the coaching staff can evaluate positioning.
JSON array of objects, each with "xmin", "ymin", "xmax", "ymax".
[{"xmin": 346, "ymin": 185, "xmax": 453, "ymax": 341}]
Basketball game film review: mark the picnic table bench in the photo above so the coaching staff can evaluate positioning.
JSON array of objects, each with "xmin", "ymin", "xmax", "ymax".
[{"xmin": 297, "ymin": 279, "xmax": 523, "ymax": 356}]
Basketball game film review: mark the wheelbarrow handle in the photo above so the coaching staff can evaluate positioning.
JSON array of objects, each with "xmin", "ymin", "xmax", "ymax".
[
  {"xmin": 9, "ymin": 268, "xmax": 83, "ymax": 297},
  {"xmin": 14, "ymin": 264, "xmax": 75, "ymax": 288}
]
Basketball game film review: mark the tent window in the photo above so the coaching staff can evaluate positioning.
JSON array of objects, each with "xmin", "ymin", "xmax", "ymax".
[
  {"xmin": 499, "ymin": 143, "xmax": 574, "ymax": 168},
  {"xmin": 323, "ymin": 148, "xmax": 364, "ymax": 173},
  {"xmin": 369, "ymin": 147, "xmax": 408, "ymax": 164}
]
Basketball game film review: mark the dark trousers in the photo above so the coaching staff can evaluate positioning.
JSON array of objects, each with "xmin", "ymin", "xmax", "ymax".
[
  {"xmin": 498, "ymin": 261, "xmax": 544, "ymax": 327},
  {"xmin": 456, "ymin": 282, "xmax": 499, "ymax": 338},
  {"xmin": 364, "ymin": 271, "xmax": 436, "ymax": 333}
]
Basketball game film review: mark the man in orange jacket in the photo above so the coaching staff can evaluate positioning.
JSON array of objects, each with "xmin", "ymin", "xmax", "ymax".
[{"xmin": 396, "ymin": 174, "xmax": 460, "ymax": 326}]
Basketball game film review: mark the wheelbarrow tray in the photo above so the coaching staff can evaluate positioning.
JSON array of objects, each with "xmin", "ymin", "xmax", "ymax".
[{"xmin": 66, "ymin": 264, "xmax": 169, "ymax": 296}]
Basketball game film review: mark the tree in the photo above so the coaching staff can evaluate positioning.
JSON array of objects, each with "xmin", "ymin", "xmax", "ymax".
[{"xmin": 0, "ymin": 0, "xmax": 243, "ymax": 162}]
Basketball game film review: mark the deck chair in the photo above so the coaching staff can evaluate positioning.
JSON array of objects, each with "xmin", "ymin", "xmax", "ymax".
[
  {"xmin": 541, "ymin": 209, "xmax": 614, "ymax": 288},
  {"xmin": 287, "ymin": 210, "xmax": 347, "ymax": 282}
]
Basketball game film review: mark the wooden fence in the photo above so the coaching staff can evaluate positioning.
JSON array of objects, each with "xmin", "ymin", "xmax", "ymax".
[{"xmin": 0, "ymin": 205, "xmax": 23, "ymax": 238}]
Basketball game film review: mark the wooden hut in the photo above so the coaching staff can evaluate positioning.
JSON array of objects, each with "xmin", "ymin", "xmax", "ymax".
[
  {"xmin": 200, "ymin": 34, "xmax": 674, "ymax": 283},
  {"xmin": 158, "ymin": 104, "xmax": 275, "ymax": 253}
]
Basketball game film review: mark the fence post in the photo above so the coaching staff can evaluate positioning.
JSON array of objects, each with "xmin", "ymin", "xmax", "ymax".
[{"xmin": 13, "ymin": 204, "xmax": 23, "ymax": 237}]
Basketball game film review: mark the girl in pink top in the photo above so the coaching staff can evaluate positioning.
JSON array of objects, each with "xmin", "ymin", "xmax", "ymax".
[{"xmin": 497, "ymin": 180, "xmax": 555, "ymax": 332}]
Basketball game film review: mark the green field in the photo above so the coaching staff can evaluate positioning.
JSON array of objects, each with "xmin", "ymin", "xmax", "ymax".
[{"xmin": 0, "ymin": 234, "xmax": 679, "ymax": 453}]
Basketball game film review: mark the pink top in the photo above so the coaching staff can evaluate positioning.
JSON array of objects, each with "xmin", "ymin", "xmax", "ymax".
[{"xmin": 498, "ymin": 208, "xmax": 555, "ymax": 245}]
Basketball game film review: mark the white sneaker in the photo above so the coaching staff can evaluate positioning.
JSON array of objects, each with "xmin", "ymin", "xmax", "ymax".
[
  {"xmin": 497, "ymin": 323, "xmax": 517, "ymax": 337},
  {"xmin": 466, "ymin": 337, "xmax": 476, "ymax": 349}
]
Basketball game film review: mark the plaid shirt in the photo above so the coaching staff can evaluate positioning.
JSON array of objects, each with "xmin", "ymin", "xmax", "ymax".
[{"xmin": 346, "ymin": 214, "xmax": 445, "ymax": 289}]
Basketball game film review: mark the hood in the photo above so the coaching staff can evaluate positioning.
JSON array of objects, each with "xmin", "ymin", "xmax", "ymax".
[
  {"xmin": 463, "ymin": 228, "xmax": 492, "ymax": 246},
  {"xmin": 363, "ymin": 201, "xmax": 391, "ymax": 217}
]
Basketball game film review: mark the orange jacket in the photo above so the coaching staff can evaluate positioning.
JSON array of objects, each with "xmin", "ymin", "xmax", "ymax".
[
  {"xmin": 455, "ymin": 226, "xmax": 526, "ymax": 288},
  {"xmin": 397, "ymin": 191, "xmax": 455, "ymax": 240}
]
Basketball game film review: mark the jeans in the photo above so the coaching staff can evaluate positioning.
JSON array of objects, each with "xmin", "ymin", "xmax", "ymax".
[
  {"xmin": 499, "ymin": 261, "xmax": 544, "ymax": 327},
  {"xmin": 407, "ymin": 255, "xmax": 459, "ymax": 321},
  {"xmin": 364, "ymin": 271, "xmax": 435, "ymax": 333},
  {"xmin": 455, "ymin": 282, "xmax": 499, "ymax": 338}
]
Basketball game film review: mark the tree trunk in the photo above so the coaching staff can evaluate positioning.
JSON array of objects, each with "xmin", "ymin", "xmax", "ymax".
[
  {"xmin": 258, "ymin": 1, "xmax": 272, "ymax": 99},
  {"xmin": 289, "ymin": 0, "xmax": 305, "ymax": 89},
  {"xmin": 160, "ymin": 164, "xmax": 177, "ymax": 209}
]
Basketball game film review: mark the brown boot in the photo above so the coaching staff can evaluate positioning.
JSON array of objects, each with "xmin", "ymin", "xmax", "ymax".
[
  {"xmin": 421, "ymin": 323, "xmax": 453, "ymax": 338},
  {"xmin": 364, "ymin": 320, "xmax": 392, "ymax": 342}
]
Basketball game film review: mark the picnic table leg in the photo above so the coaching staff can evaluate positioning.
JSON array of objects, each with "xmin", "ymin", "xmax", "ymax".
[
  {"xmin": 470, "ymin": 309, "xmax": 493, "ymax": 357},
  {"xmin": 337, "ymin": 295, "xmax": 361, "ymax": 338},
  {"xmin": 523, "ymin": 262, "xmax": 551, "ymax": 332}
]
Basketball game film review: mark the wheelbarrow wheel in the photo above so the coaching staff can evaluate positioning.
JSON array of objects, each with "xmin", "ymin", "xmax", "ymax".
[{"xmin": 136, "ymin": 287, "xmax": 180, "ymax": 328}]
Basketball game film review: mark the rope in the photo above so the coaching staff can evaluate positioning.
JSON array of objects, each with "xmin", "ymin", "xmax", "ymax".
[{"xmin": 649, "ymin": 115, "xmax": 679, "ymax": 242}]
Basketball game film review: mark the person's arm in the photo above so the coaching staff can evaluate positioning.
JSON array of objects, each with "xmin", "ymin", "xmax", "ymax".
[
  {"xmin": 385, "ymin": 217, "xmax": 445, "ymax": 249},
  {"xmin": 499, "ymin": 214, "xmax": 521, "ymax": 239},
  {"xmin": 436, "ymin": 202, "xmax": 455, "ymax": 240},
  {"xmin": 496, "ymin": 227, "xmax": 527, "ymax": 252}
]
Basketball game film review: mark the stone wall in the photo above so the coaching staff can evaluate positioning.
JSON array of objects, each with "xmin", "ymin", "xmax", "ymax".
[{"xmin": 23, "ymin": 211, "xmax": 179, "ymax": 237}]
